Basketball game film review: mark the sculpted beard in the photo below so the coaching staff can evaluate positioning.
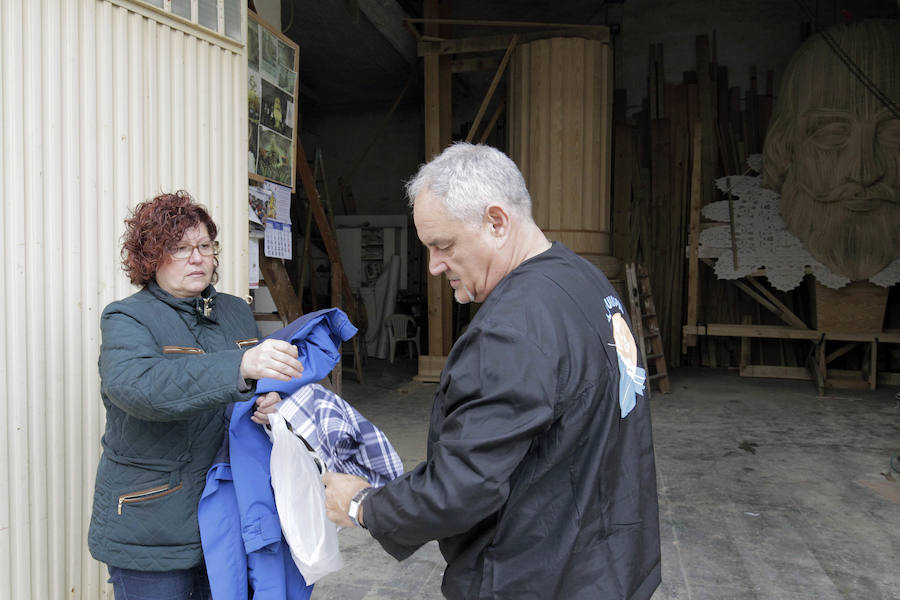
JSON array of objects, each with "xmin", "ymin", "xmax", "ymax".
[{"xmin": 780, "ymin": 175, "xmax": 900, "ymax": 281}]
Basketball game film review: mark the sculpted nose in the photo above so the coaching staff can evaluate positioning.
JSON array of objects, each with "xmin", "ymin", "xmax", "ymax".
[{"xmin": 847, "ymin": 124, "xmax": 882, "ymax": 187}]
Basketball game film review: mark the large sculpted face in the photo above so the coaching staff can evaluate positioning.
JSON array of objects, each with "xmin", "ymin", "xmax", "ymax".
[{"xmin": 762, "ymin": 20, "xmax": 900, "ymax": 281}]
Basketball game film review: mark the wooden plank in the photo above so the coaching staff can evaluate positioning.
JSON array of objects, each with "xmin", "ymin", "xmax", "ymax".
[
  {"xmin": 530, "ymin": 40, "xmax": 551, "ymax": 230},
  {"xmin": 478, "ymin": 100, "xmax": 506, "ymax": 144},
  {"xmin": 683, "ymin": 121, "xmax": 702, "ymax": 352},
  {"xmin": 257, "ymin": 256, "xmax": 302, "ymax": 324},
  {"xmin": 596, "ymin": 42, "xmax": 613, "ymax": 237},
  {"xmin": 412, "ymin": 354, "xmax": 446, "ymax": 382},
  {"xmin": 612, "ymin": 121, "xmax": 633, "ymax": 261},
  {"xmin": 741, "ymin": 365, "xmax": 811, "ymax": 380},
  {"xmin": 825, "ymin": 342, "xmax": 859, "ymax": 364},
  {"xmin": 548, "ymin": 38, "xmax": 565, "ymax": 232},
  {"xmin": 812, "ymin": 280, "xmax": 889, "ymax": 333},
  {"xmin": 465, "ymin": 34, "xmax": 518, "ymax": 143},
  {"xmin": 654, "ymin": 43, "xmax": 668, "ymax": 119},
  {"xmin": 739, "ymin": 314, "xmax": 752, "ymax": 372},
  {"xmin": 696, "ymin": 35, "xmax": 715, "ymax": 208},
  {"xmin": 878, "ymin": 372, "xmax": 900, "ymax": 386},
  {"xmin": 682, "ymin": 324, "xmax": 900, "ymax": 343},
  {"xmin": 665, "ymin": 82, "xmax": 688, "ymax": 365},
  {"xmin": 563, "ymin": 38, "xmax": 585, "ymax": 232},
  {"xmin": 648, "ymin": 117, "xmax": 670, "ymax": 361},
  {"xmin": 422, "ymin": 0, "xmax": 453, "ymax": 358},
  {"xmin": 298, "ymin": 201, "xmax": 314, "ymax": 308},
  {"xmin": 744, "ymin": 276, "xmax": 808, "ymax": 329}
]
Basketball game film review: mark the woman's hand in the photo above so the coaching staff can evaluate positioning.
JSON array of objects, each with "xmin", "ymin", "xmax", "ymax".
[
  {"xmin": 240, "ymin": 338, "xmax": 304, "ymax": 382},
  {"xmin": 251, "ymin": 391, "xmax": 282, "ymax": 425}
]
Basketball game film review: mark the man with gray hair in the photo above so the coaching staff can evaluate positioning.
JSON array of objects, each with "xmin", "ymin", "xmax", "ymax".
[{"xmin": 324, "ymin": 142, "xmax": 661, "ymax": 599}]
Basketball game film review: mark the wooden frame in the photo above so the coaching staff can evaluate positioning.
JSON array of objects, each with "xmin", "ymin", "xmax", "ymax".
[
  {"xmin": 248, "ymin": 10, "xmax": 299, "ymax": 191},
  {"xmin": 407, "ymin": 10, "xmax": 611, "ymax": 381},
  {"xmin": 682, "ymin": 258, "xmax": 900, "ymax": 394}
]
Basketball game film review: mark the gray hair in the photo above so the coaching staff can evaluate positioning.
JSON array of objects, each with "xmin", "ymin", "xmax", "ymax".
[{"xmin": 405, "ymin": 142, "xmax": 533, "ymax": 227}]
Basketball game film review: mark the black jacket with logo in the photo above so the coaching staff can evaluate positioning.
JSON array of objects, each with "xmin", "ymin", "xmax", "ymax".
[{"xmin": 364, "ymin": 242, "xmax": 661, "ymax": 599}]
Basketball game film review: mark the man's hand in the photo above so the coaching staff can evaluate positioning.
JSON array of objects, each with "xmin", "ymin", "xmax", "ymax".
[
  {"xmin": 240, "ymin": 338, "xmax": 304, "ymax": 382},
  {"xmin": 323, "ymin": 472, "xmax": 370, "ymax": 529},
  {"xmin": 251, "ymin": 391, "xmax": 281, "ymax": 425}
]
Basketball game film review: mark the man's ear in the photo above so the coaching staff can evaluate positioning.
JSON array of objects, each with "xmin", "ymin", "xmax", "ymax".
[{"xmin": 484, "ymin": 204, "xmax": 510, "ymax": 240}]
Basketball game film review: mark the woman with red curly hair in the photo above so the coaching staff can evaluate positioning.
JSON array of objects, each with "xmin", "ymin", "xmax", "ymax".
[{"xmin": 87, "ymin": 191, "xmax": 303, "ymax": 599}]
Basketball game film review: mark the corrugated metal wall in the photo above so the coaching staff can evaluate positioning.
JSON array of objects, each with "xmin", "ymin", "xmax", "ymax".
[{"xmin": 0, "ymin": 1, "xmax": 247, "ymax": 597}]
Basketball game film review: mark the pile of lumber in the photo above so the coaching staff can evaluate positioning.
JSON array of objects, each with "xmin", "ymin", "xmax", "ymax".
[{"xmin": 611, "ymin": 33, "xmax": 792, "ymax": 368}]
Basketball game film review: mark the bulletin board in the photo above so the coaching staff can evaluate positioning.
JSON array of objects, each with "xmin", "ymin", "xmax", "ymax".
[{"xmin": 247, "ymin": 10, "xmax": 299, "ymax": 192}]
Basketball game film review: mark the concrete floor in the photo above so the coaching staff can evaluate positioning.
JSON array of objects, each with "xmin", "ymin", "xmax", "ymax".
[{"xmin": 312, "ymin": 358, "xmax": 900, "ymax": 599}]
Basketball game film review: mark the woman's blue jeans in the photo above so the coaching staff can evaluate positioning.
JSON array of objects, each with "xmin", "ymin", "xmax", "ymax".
[{"xmin": 107, "ymin": 565, "xmax": 211, "ymax": 600}]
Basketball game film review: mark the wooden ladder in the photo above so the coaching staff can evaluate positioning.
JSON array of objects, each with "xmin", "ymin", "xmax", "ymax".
[{"xmin": 625, "ymin": 263, "xmax": 671, "ymax": 395}]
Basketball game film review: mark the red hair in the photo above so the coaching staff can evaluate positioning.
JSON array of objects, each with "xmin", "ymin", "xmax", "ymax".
[{"xmin": 121, "ymin": 190, "xmax": 219, "ymax": 286}]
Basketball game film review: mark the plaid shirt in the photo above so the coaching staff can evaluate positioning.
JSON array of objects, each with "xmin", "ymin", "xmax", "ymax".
[{"xmin": 277, "ymin": 384, "xmax": 403, "ymax": 487}]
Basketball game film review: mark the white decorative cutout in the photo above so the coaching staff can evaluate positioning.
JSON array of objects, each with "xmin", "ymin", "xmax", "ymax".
[{"xmin": 698, "ymin": 156, "xmax": 900, "ymax": 292}]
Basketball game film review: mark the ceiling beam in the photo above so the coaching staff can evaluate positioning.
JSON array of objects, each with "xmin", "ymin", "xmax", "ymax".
[{"xmin": 358, "ymin": 0, "xmax": 417, "ymax": 65}]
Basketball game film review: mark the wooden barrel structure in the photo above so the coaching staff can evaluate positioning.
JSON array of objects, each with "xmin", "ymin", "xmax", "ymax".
[{"xmin": 508, "ymin": 35, "xmax": 618, "ymax": 279}]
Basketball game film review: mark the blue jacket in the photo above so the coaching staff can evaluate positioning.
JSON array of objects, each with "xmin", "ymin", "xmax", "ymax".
[{"xmin": 198, "ymin": 308, "xmax": 357, "ymax": 599}]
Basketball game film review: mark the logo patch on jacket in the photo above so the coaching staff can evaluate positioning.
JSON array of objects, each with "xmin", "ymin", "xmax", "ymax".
[{"xmin": 604, "ymin": 295, "xmax": 646, "ymax": 418}]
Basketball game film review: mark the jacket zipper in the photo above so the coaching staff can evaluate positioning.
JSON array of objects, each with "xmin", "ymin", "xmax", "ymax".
[
  {"xmin": 162, "ymin": 345, "xmax": 205, "ymax": 354},
  {"xmin": 117, "ymin": 482, "xmax": 183, "ymax": 515}
]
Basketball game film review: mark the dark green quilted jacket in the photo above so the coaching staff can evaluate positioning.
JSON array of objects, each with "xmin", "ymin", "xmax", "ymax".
[{"xmin": 88, "ymin": 281, "xmax": 259, "ymax": 571}]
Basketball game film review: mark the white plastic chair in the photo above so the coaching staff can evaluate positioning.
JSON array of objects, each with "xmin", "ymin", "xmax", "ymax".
[{"xmin": 385, "ymin": 314, "xmax": 420, "ymax": 363}]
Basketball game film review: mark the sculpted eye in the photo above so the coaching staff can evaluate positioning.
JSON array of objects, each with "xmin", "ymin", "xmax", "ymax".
[{"xmin": 806, "ymin": 122, "xmax": 850, "ymax": 149}]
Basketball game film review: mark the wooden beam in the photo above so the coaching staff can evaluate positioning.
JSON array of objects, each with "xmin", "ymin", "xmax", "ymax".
[
  {"xmin": 465, "ymin": 34, "xmax": 518, "ymax": 143},
  {"xmin": 407, "ymin": 17, "xmax": 609, "ymax": 29},
  {"xmin": 825, "ymin": 342, "xmax": 859, "ymax": 364},
  {"xmin": 478, "ymin": 100, "xmax": 506, "ymax": 144},
  {"xmin": 611, "ymin": 121, "xmax": 633, "ymax": 261},
  {"xmin": 296, "ymin": 140, "xmax": 363, "ymax": 330},
  {"xmin": 683, "ymin": 121, "xmax": 702, "ymax": 352},
  {"xmin": 741, "ymin": 365, "xmax": 811, "ymax": 380},
  {"xmin": 258, "ymin": 255, "xmax": 302, "ymax": 324},
  {"xmin": 418, "ymin": 27, "xmax": 608, "ymax": 56},
  {"xmin": 421, "ymin": 0, "xmax": 454, "ymax": 364},
  {"xmin": 358, "ymin": 0, "xmax": 417, "ymax": 64},
  {"xmin": 682, "ymin": 324, "xmax": 900, "ymax": 343},
  {"xmin": 696, "ymin": 35, "xmax": 716, "ymax": 210},
  {"xmin": 738, "ymin": 277, "xmax": 807, "ymax": 330}
]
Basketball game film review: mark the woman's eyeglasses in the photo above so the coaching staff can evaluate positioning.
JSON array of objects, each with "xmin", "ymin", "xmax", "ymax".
[{"xmin": 169, "ymin": 240, "xmax": 220, "ymax": 259}]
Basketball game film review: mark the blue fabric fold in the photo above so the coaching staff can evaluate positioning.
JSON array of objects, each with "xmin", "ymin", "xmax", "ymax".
[{"xmin": 199, "ymin": 308, "xmax": 357, "ymax": 599}]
